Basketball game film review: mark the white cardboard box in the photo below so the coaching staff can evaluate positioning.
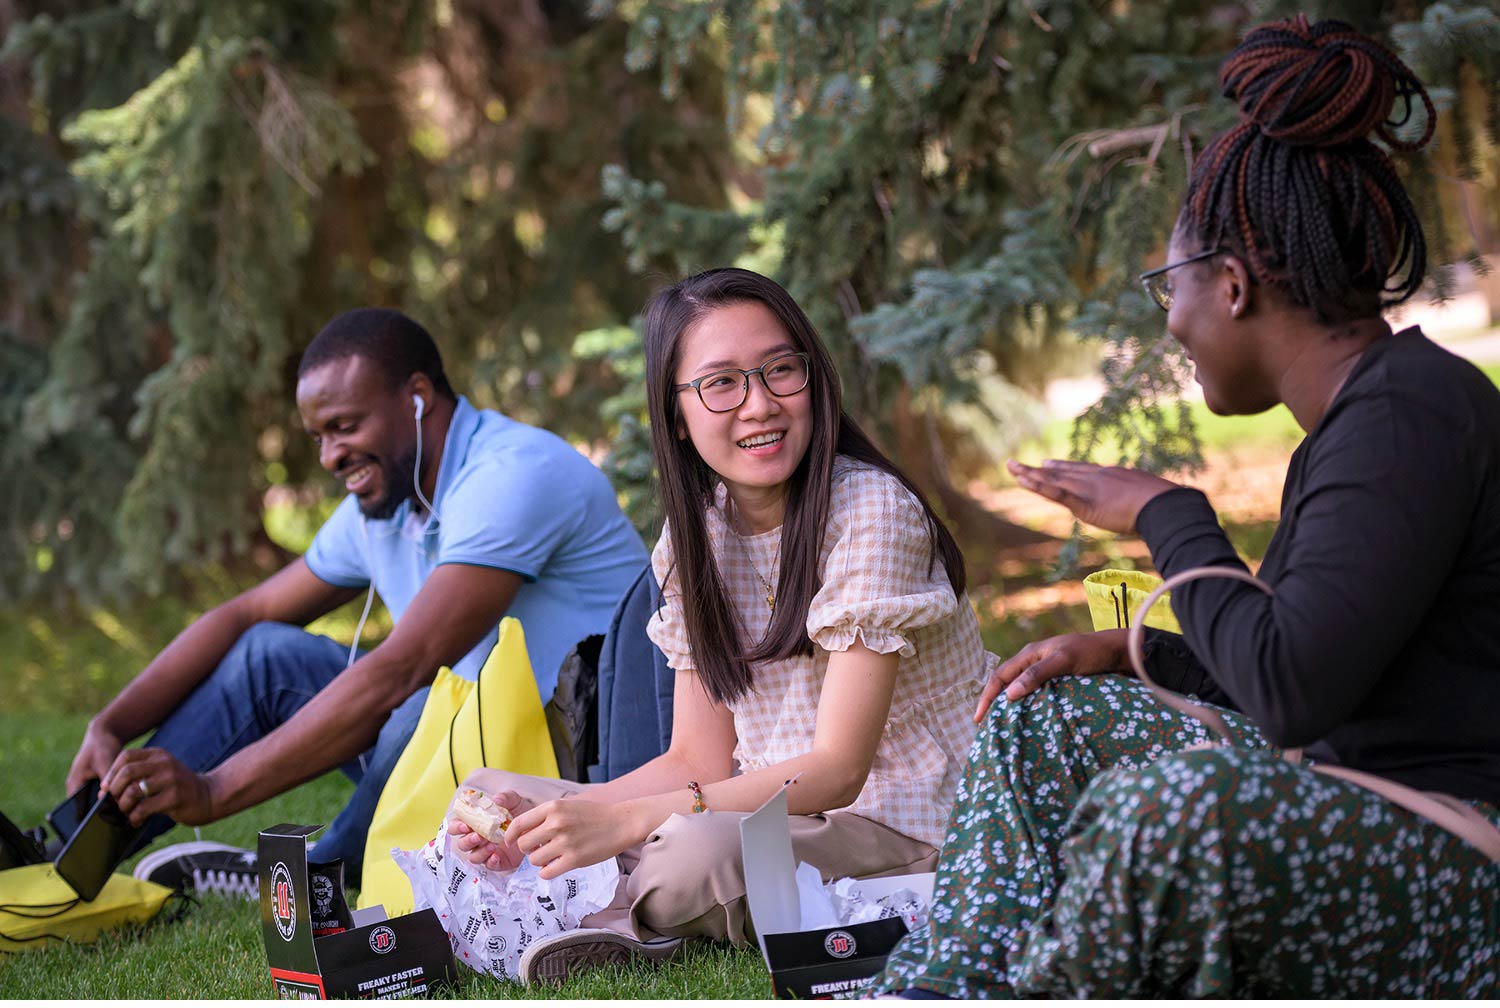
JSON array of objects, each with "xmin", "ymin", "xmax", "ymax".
[{"xmin": 740, "ymin": 788, "xmax": 935, "ymax": 999}]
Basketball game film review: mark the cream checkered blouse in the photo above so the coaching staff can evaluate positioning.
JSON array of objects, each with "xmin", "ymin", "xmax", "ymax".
[{"xmin": 647, "ymin": 456, "xmax": 990, "ymax": 847}]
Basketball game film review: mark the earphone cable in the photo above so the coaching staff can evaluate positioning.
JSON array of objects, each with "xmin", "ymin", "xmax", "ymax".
[
  {"xmin": 350, "ymin": 521, "xmax": 379, "ymax": 669},
  {"xmin": 349, "ymin": 397, "xmax": 437, "ymax": 672},
  {"xmin": 412, "ymin": 402, "xmax": 440, "ymax": 523}
]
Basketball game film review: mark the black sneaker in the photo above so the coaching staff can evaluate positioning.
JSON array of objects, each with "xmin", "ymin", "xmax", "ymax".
[
  {"xmin": 0, "ymin": 811, "xmax": 47, "ymax": 870},
  {"xmin": 133, "ymin": 841, "xmax": 259, "ymax": 899}
]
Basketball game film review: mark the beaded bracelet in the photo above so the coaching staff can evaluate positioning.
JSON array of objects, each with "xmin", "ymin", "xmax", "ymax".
[{"xmin": 687, "ymin": 780, "xmax": 708, "ymax": 814}]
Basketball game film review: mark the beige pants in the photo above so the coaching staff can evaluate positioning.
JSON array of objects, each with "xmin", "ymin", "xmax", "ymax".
[{"xmin": 457, "ymin": 768, "xmax": 937, "ymax": 945}]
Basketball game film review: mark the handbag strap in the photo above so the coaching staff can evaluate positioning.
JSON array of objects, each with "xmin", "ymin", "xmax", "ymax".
[
  {"xmin": 1126, "ymin": 565, "xmax": 1500, "ymax": 866},
  {"xmin": 1310, "ymin": 763, "xmax": 1500, "ymax": 863},
  {"xmin": 1124, "ymin": 566, "xmax": 1270, "ymax": 749}
]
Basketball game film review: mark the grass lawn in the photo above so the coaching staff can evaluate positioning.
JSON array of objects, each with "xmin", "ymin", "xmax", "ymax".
[
  {"xmin": 0, "ymin": 565, "xmax": 779, "ymax": 997},
  {"xmin": 0, "ymin": 711, "xmax": 772, "ymax": 998},
  {"xmin": 1014, "ymin": 396, "xmax": 1307, "ymax": 470},
  {"xmin": 1017, "ymin": 360, "xmax": 1500, "ymax": 469}
]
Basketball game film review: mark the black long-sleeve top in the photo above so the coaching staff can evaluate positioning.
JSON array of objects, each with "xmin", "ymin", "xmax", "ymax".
[{"xmin": 1137, "ymin": 327, "xmax": 1500, "ymax": 806}]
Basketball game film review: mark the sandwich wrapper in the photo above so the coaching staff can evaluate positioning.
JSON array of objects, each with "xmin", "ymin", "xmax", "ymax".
[
  {"xmin": 790, "ymin": 861, "xmax": 929, "ymax": 932},
  {"xmin": 742, "ymin": 787, "xmax": 935, "ymax": 998},
  {"xmin": 391, "ymin": 823, "xmax": 619, "ymax": 982}
]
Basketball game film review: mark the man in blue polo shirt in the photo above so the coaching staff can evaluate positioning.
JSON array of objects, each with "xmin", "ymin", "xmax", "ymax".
[{"xmin": 64, "ymin": 308, "xmax": 647, "ymax": 892}]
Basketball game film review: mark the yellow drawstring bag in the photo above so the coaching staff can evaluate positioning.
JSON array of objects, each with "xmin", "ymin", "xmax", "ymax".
[
  {"xmin": 358, "ymin": 618, "xmax": 559, "ymax": 915},
  {"xmin": 0, "ymin": 863, "xmax": 174, "ymax": 954},
  {"xmin": 1083, "ymin": 569, "xmax": 1182, "ymax": 634}
]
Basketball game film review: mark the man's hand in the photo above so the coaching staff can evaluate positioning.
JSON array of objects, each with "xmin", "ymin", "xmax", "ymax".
[
  {"xmin": 974, "ymin": 630, "xmax": 1130, "ymax": 719},
  {"xmin": 67, "ymin": 722, "xmax": 125, "ymax": 794},
  {"xmin": 1007, "ymin": 459, "xmax": 1181, "ymax": 534},
  {"xmin": 99, "ymin": 748, "xmax": 218, "ymax": 827},
  {"xmin": 62, "ymin": 557, "xmax": 358, "ymax": 816}
]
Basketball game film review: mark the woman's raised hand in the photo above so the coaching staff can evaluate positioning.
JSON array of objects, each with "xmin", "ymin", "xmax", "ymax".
[
  {"xmin": 1007, "ymin": 459, "xmax": 1181, "ymax": 535},
  {"xmin": 974, "ymin": 629, "xmax": 1130, "ymax": 720}
]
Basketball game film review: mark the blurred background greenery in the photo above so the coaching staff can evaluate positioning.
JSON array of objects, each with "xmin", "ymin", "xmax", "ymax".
[{"xmin": 2, "ymin": 0, "xmax": 1498, "ymax": 709}]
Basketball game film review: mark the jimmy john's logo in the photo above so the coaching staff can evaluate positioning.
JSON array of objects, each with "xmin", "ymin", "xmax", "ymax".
[
  {"xmin": 271, "ymin": 862, "xmax": 296, "ymax": 941},
  {"xmin": 369, "ymin": 925, "xmax": 397, "ymax": 955},
  {"xmin": 824, "ymin": 930, "xmax": 857, "ymax": 959}
]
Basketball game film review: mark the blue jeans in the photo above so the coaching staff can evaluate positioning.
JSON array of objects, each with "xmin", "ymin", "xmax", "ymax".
[{"xmin": 140, "ymin": 622, "xmax": 427, "ymax": 880}]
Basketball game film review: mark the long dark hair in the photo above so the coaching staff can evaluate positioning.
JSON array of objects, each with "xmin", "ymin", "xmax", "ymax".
[
  {"xmin": 1180, "ymin": 15, "xmax": 1434, "ymax": 325},
  {"xmin": 643, "ymin": 268, "xmax": 966, "ymax": 704}
]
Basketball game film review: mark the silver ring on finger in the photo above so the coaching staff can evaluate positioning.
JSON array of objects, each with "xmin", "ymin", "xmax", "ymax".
[{"xmin": 137, "ymin": 778, "xmax": 150, "ymax": 797}]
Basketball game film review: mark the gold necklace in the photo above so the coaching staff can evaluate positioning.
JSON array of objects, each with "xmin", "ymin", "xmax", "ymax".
[
  {"xmin": 728, "ymin": 506, "xmax": 781, "ymax": 612},
  {"xmin": 748, "ymin": 547, "xmax": 778, "ymax": 612}
]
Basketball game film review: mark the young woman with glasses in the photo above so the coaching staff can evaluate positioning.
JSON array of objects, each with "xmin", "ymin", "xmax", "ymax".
[
  {"xmin": 876, "ymin": 16, "xmax": 1500, "ymax": 999},
  {"xmin": 448, "ymin": 267, "xmax": 990, "ymax": 981}
]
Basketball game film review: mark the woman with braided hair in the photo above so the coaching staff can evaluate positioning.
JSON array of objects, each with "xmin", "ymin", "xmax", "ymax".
[{"xmin": 875, "ymin": 16, "xmax": 1499, "ymax": 998}]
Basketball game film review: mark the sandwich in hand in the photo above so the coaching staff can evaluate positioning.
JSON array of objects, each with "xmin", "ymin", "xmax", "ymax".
[{"xmin": 452, "ymin": 787, "xmax": 514, "ymax": 844}]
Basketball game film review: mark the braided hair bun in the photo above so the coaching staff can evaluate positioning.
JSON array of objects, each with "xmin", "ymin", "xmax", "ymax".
[
  {"xmin": 1181, "ymin": 16, "xmax": 1435, "ymax": 324},
  {"xmin": 1221, "ymin": 15, "xmax": 1434, "ymax": 152}
]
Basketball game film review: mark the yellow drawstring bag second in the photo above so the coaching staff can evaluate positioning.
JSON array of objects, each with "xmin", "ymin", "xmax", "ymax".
[
  {"xmin": 1083, "ymin": 569, "xmax": 1182, "ymax": 634},
  {"xmin": 358, "ymin": 618, "xmax": 558, "ymax": 915}
]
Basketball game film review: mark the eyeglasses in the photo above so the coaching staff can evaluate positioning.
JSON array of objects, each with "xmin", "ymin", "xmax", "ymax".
[
  {"xmin": 674, "ymin": 352, "xmax": 811, "ymax": 413},
  {"xmin": 1138, "ymin": 248, "xmax": 1223, "ymax": 311}
]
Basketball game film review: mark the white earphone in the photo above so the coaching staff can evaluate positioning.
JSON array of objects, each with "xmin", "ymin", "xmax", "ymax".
[{"xmin": 410, "ymin": 392, "xmax": 440, "ymax": 521}]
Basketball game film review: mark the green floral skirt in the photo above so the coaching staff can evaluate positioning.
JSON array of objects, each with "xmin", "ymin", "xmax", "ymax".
[{"xmin": 876, "ymin": 675, "xmax": 1500, "ymax": 998}]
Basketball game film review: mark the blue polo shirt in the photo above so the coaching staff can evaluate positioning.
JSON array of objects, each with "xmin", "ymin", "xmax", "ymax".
[{"xmin": 305, "ymin": 397, "xmax": 648, "ymax": 699}]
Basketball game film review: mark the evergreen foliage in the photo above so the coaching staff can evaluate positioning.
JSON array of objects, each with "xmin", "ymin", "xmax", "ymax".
[
  {"xmin": 2, "ymin": 1, "xmax": 1497, "ymax": 603},
  {"xmin": 603, "ymin": 0, "xmax": 1500, "ymax": 547},
  {"xmin": 1, "ymin": 0, "xmax": 731, "ymax": 600},
  {"xmin": 5, "ymin": 3, "xmax": 375, "ymax": 599}
]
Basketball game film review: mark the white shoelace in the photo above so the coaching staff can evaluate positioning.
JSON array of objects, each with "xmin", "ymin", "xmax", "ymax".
[{"xmin": 192, "ymin": 866, "xmax": 258, "ymax": 899}]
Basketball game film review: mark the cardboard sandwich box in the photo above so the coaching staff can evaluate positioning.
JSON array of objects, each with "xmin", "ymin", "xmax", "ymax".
[
  {"xmin": 259, "ymin": 823, "xmax": 458, "ymax": 999},
  {"xmin": 740, "ymin": 789, "xmax": 936, "ymax": 999}
]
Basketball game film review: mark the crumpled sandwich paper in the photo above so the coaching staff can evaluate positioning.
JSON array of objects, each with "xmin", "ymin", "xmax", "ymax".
[
  {"xmin": 393, "ymin": 825, "xmax": 620, "ymax": 981},
  {"xmin": 792, "ymin": 861, "xmax": 930, "ymax": 931}
]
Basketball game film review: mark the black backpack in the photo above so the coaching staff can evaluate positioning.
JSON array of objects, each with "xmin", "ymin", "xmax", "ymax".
[
  {"xmin": 544, "ymin": 634, "xmax": 603, "ymax": 783},
  {"xmin": 543, "ymin": 564, "xmax": 675, "ymax": 784}
]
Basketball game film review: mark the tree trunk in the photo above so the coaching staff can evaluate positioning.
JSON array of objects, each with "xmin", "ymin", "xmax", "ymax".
[{"xmin": 886, "ymin": 386, "xmax": 1052, "ymax": 555}]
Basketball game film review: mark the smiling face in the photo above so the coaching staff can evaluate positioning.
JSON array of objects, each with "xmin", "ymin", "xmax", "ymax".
[
  {"xmin": 296, "ymin": 354, "xmax": 418, "ymax": 519},
  {"xmin": 673, "ymin": 301, "xmax": 815, "ymax": 523},
  {"xmin": 1164, "ymin": 230, "xmax": 1279, "ymax": 416}
]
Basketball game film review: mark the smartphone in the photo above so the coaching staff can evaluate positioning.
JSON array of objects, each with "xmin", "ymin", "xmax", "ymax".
[
  {"xmin": 53, "ymin": 793, "xmax": 143, "ymax": 901},
  {"xmin": 47, "ymin": 779, "xmax": 100, "ymax": 843}
]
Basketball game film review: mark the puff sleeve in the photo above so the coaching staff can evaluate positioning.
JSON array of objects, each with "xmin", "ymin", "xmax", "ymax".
[
  {"xmin": 806, "ymin": 468, "xmax": 960, "ymax": 657},
  {"xmin": 645, "ymin": 521, "xmax": 695, "ymax": 672}
]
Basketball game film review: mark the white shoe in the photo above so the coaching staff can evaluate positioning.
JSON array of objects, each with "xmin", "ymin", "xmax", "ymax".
[{"xmin": 518, "ymin": 927, "xmax": 684, "ymax": 984}]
